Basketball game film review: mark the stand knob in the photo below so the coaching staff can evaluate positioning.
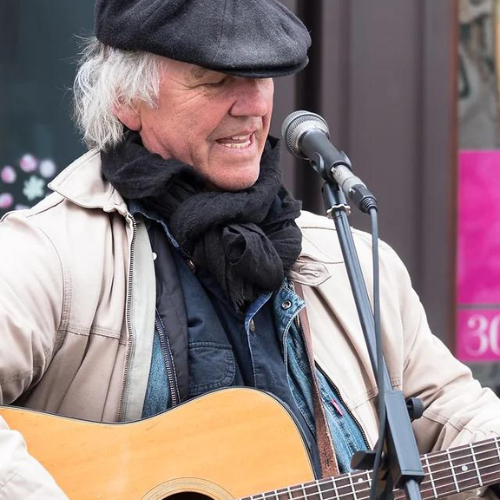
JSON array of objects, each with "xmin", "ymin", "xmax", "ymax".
[{"xmin": 406, "ymin": 398, "xmax": 425, "ymax": 421}]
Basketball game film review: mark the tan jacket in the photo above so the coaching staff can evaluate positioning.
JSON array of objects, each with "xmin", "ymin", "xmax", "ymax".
[{"xmin": 1, "ymin": 150, "xmax": 500, "ymax": 498}]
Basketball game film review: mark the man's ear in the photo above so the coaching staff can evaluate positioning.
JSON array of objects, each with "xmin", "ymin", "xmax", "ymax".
[{"xmin": 113, "ymin": 103, "xmax": 142, "ymax": 131}]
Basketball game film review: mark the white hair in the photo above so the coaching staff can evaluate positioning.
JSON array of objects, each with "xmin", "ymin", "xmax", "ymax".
[{"xmin": 73, "ymin": 37, "xmax": 163, "ymax": 151}]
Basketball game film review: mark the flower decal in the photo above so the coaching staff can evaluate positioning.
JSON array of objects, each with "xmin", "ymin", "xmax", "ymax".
[
  {"xmin": 39, "ymin": 159, "xmax": 57, "ymax": 178},
  {"xmin": 1, "ymin": 166, "xmax": 16, "ymax": 184},
  {"xmin": 0, "ymin": 193, "xmax": 14, "ymax": 209},
  {"xmin": 23, "ymin": 175, "xmax": 46, "ymax": 201},
  {"xmin": 19, "ymin": 154, "xmax": 38, "ymax": 173},
  {"xmin": 0, "ymin": 154, "xmax": 58, "ymax": 215}
]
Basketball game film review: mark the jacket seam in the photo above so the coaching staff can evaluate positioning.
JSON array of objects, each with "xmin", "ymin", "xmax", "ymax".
[
  {"xmin": 23, "ymin": 195, "xmax": 65, "ymax": 219},
  {"xmin": 0, "ymin": 461, "xmax": 23, "ymax": 493},
  {"xmin": 328, "ymin": 376, "xmax": 398, "ymax": 409},
  {"xmin": 60, "ymin": 324, "xmax": 122, "ymax": 339},
  {"xmin": 403, "ymin": 322, "xmax": 421, "ymax": 374},
  {"xmin": 391, "ymin": 375, "xmax": 402, "ymax": 388},
  {"xmin": 31, "ymin": 224, "xmax": 71, "ymax": 358},
  {"xmin": 423, "ymin": 410, "xmax": 464, "ymax": 430},
  {"xmin": 0, "ymin": 341, "xmax": 54, "ymax": 393},
  {"xmin": 401, "ymin": 284, "xmax": 423, "ymax": 373},
  {"xmin": 0, "ymin": 365, "xmax": 43, "ymax": 385},
  {"xmin": 421, "ymin": 409, "xmax": 492, "ymax": 435},
  {"xmin": 348, "ymin": 388, "xmax": 378, "ymax": 409},
  {"xmin": 6, "ymin": 215, "xmax": 69, "ymax": 370}
]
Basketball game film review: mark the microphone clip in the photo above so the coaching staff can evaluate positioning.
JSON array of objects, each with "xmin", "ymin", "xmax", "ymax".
[
  {"xmin": 309, "ymin": 149, "xmax": 352, "ymax": 183},
  {"xmin": 326, "ymin": 203, "xmax": 352, "ymax": 218}
]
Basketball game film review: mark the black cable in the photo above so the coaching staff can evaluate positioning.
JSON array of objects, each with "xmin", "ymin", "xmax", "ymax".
[{"xmin": 369, "ymin": 206, "xmax": 387, "ymax": 500}]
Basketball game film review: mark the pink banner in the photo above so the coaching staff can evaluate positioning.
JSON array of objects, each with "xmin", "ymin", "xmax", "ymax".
[{"xmin": 456, "ymin": 151, "xmax": 500, "ymax": 361}]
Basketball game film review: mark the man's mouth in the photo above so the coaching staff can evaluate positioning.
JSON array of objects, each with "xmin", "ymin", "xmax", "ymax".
[{"xmin": 216, "ymin": 133, "xmax": 254, "ymax": 149}]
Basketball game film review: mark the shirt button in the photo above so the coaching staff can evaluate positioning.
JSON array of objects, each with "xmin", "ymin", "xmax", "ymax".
[
  {"xmin": 249, "ymin": 319, "xmax": 256, "ymax": 333},
  {"xmin": 186, "ymin": 259, "xmax": 196, "ymax": 272},
  {"xmin": 152, "ymin": 252, "xmax": 158, "ymax": 261},
  {"xmin": 281, "ymin": 300, "xmax": 292, "ymax": 310}
]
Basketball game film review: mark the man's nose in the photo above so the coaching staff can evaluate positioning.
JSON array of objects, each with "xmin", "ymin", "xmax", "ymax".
[{"xmin": 229, "ymin": 78, "xmax": 273, "ymax": 118}]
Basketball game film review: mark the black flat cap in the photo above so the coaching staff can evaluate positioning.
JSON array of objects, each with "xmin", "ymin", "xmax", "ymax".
[{"xmin": 95, "ymin": 0, "xmax": 311, "ymax": 78}]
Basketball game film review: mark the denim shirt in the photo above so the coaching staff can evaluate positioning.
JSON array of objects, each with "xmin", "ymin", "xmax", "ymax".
[
  {"xmin": 130, "ymin": 202, "xmax": 367, "ymax": 474},
  {"xmin": 275, "ymin": 282, "xmax": 368, "ymax": 473}
]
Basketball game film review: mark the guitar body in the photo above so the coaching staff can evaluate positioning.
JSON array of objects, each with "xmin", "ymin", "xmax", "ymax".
[{"xmin": 1, "ymin": 388, "xmax": 315, "ymax": 500}]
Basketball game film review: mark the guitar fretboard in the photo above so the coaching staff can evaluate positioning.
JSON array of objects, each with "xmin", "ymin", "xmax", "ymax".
[{"xmin": 243, "ymin": 436, "xmax": 500, "ymax": 500}]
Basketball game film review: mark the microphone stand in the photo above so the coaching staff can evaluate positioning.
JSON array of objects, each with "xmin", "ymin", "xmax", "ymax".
[{"xmin": 309, "ymin": 152, "xmax": 425, "ymax": 500}]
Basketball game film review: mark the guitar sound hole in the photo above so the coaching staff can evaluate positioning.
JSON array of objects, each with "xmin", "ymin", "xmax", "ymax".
[{"xmin": 165, "ymin": 493, "xmax": 213, "ymax": 500}]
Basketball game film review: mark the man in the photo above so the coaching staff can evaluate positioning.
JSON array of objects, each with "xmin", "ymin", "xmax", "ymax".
[{"xmin": 1, "ymin": 0, "xmax": 500, "ymax": 498}]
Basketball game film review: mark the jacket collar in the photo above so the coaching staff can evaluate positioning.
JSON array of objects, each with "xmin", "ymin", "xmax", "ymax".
[
  {"xmin": 48, "ymin": 149, "xmax": 129, "ymax": 217},
  {"xmin": 291, "ymin": 211, "xmax": 344, "ymax": 286},
  {"xmin": 296, "ymin": 211, "xmax": 345, "ymax": 262}
]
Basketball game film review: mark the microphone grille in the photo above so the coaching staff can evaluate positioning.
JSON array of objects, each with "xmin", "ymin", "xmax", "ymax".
[{"xmin": 281, "ymin": 110, "xmax": 330, "ymax": 158}]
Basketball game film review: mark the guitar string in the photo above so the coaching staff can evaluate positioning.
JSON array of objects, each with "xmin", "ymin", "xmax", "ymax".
[
  {"xmin": 247, "ymin": 441, "xmax": 500, "ymax": 500},
  {"xmin": 321, "ymin": 466, "xmax": 500, "ymax": 499},
  {"xmin": 424, "ymin": 442, "xmax": 500, "ymax": 471},
  {"xmin": 274, "ymin": 446, "xmax": 500, "ymax": 497},
  {"xmin": 334, "ymin": 468, "xmax": 500, "ymax": 500},
  {"xmin": 250, "ymin": 467, "xmax": 500, "ymax": 500},
  {"xmin": 419, "ymin": 468, "xmax": 500, "ymax": 495},
  {"xmin": 248, "ymin": 459, "xmax": 500, "ymax": 500},
  {"xmin": 414, "ymin": 447, "xmax": 500, "ymax": 475},
  {"xmin": 348, "ymin": 467, "xmax": 500, "ymax": 499},
  {"xmin": 418, "ymin": 439, "xmax": 499, "ymax": 471},
  {"xmin": 247, "ymin": 446, "xmax": 500, "ymax": 500}
]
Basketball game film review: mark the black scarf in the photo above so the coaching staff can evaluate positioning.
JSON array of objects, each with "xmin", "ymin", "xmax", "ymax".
[{"xmin": 101, "ymin": 131, "xmax": 302, "ymax": 311}]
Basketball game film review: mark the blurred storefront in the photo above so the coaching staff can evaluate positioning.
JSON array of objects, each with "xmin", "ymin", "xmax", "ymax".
[
  {"xmin": 457, "ymin": 0, "xmax": 500, "ymax": 392},
  {"xmin": 0, "ymin": 2, "xmax": 91, "ymax": 213}
]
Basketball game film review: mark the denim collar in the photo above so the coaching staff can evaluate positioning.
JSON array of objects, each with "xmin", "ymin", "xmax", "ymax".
[{"xmin": 128, "ymin": 199, "xmax": 180, "ymax": 250}]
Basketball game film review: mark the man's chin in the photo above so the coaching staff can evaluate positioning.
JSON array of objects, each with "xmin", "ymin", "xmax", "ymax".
[{"xmin": 205, "ymin": 169, "xmax": 260, "ymax": 192}]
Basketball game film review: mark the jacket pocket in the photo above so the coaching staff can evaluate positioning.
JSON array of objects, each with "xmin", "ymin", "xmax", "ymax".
[{"xmin": 188, "ymin": 341, "xmax": 236, "ymax": 397}]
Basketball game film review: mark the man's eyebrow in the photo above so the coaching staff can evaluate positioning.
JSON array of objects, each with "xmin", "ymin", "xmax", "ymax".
[{"xmin": 190, "ymin": 66, "xmax": 210, "ymax": 80}]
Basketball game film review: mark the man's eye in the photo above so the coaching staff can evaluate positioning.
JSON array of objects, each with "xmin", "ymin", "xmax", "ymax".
[{"xmin": 204, "ymin": 78, "xmax": 227, "ymax": 87}]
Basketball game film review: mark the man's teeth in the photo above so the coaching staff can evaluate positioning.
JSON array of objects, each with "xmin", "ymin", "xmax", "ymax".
[
  {"xmin": 218, "ymin": 135, "xmax": 252, "ymax": 149},
  {"xmin": 223, "ymin": 141, "xmax": 251, "ymax": 149}
]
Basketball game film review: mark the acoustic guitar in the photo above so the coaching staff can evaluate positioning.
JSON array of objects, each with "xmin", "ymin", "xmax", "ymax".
[{"xmin": 1, "ymin": 387, "xmax": 499, "ymax": 500}]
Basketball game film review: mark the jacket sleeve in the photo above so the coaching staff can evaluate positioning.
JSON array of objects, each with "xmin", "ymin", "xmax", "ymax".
[
  {"xmin": 384, "ymin": 242, "xmax": 500, "ymax": 453},
  {"xmin": 0, "ymin": 212, "xmax": 69, "ymax": 499},
  {"xmin": 0, "ymin": 420, "xmax": 69, "ymax": 499}
]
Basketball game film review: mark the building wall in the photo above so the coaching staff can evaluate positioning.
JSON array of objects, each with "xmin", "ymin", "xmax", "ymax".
[{"xmin": 270, "ymin": 0, "xmax": 458, "ymax": 346}]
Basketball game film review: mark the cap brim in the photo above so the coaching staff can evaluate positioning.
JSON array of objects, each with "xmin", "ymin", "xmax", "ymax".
[{"xmin": 214, "ymin": 57, "xmax": 310, "ymax": 79}]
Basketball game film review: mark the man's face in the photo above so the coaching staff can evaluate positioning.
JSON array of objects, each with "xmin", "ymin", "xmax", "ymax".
[{"xmin": 129, "ymin": 58, "xmax": 274, "ymax": 191}]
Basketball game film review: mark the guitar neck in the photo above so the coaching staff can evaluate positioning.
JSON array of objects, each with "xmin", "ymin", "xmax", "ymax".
[{"xmin": 244, "ymin": 437, "xmax": 500, "ymax": 500}]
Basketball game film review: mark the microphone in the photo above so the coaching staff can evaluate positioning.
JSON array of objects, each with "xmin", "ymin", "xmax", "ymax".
[{"xmin": 281, "ymin": 110, "xmax": 377, "ymax": 213}]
